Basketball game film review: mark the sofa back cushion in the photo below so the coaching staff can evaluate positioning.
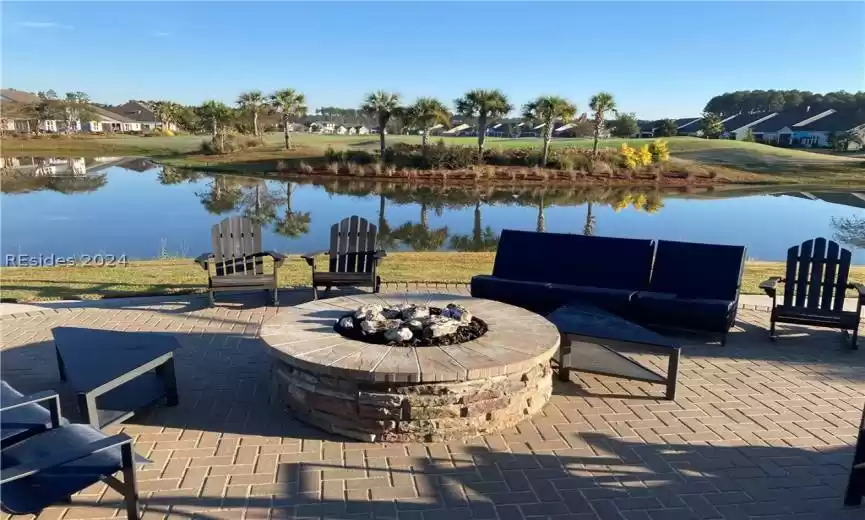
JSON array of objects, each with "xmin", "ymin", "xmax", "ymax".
[
  {"xmin": 650, "ymin": 240, "xmax": 746, "ymax": 300},
  {"xmin": 492, "ymin": 230, "xmax": 654, "ymax": 290}
]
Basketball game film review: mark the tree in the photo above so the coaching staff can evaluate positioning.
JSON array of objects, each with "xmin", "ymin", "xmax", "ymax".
[
  {"xmin": 237, "ymin": 90, "xmax": 266, "ymax": 137},
  {"xmin": 361, "ymin": 91, "xmax": 402, "ymax": 157},
  {"xmin": 195, "ymin": 100, "xmax": 234, "ymax": 150},
  {"xmin": 656, "ymin": 118, "xmax": 679, "ymax": 137},
  {"xmin": 269, "ymin": 88, "xmax": 307, "ymax": 150},
  {"xmin": 583, "ymin": 203, "xmax": 596, "ymax": 236},
  {"xmin": 742, "ymin": 128, "xmax": 756, "ymax": 142},
  {"xmin": 58, "ymin": 92, "xmax": 94, "ymax": 136},
  {"xmin": 152, "ymin": 101, "xmax": 181, "ymax": 130},
  {"xmin": 521, "ymin": 96, "xmax": 577, "ymax": 166},
  {"xmin": 610, "ymin": 112, "xmax": 640, "ymax": 138},
  {"xmin": 699, "ymin": 112, "xmax": 724, "ymax": 139},
  {"xmin": 240, "ymin": 181, "xmax": 280, "ymax": 226},
  {"xmin": 25, "ymin": 90, "xmax": 60, "ymax": 134},
  {"xmin": 449, "ymin": 200, "xmax": 499, "ymax": 252},
  {"xmin": 406, "ymin": 97, "xmax": 451, "ymax": 148},
  {"xmin": 588, "ymin": 92, "xmax": 617, "ymax": 153},
  {"xmin": 455, "ymin": 89, "xmax": 512, "ymax": 155}
]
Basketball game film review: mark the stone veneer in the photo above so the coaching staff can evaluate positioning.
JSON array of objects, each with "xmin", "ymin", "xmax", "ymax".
[
  {"xmin": 270, "ymin": 357, "xmax": 553, "ymax": 442},
  {"xmin": 260, "ymin": 293, "xmax": 560, "ymax": 442}
]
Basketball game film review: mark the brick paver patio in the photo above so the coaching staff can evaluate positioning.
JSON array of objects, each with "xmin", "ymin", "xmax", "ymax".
[{"xmin": 1, "ymin": 285, "xmax": 863, "ymax": 520}]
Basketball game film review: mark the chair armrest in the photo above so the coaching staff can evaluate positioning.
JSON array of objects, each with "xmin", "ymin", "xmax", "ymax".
[
  {"xmin": 251, "ymin": 251, "xmax": 286, "ymax": 266},
  {"xmin": 0, "ymin": 390, "xmax": 59, "ymax": 413},
  {"xmin": 194, "ymin": 253, "xmax": 212, "ymax": 269},
  {"xmin": 0, "ymin": 432, "xmax": 132, "ymax": 484},
  {"xmin": 849, "ymin": 282, "xmax": 865, "ymax": 303},
  {"xmin": 759, "ymin": 277, "xmax": 783, "ymax": 298},
  {"xmin": 301, "ymin": 252, "xmax": 326, "ymax": 268}
]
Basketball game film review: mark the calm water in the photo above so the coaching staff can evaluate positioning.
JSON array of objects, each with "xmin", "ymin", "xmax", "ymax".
[{"xmin": 2, "ymin": 157, "xmax": 863, "ymax": 264}]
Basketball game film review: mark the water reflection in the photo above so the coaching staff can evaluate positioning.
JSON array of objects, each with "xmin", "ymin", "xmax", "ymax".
[{"xmin": 2, "ymin": 158, "xmax": 864, "ymax": 261}]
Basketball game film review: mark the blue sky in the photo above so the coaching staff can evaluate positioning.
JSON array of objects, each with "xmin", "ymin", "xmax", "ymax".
[{"xmin": 3, "ymin": 2, "xmax": 863, "ymax": 119}]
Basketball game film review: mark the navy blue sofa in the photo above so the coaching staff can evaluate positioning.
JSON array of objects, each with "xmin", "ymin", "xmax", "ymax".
[{"xmin": 471, "ymin": 230, "xmax": 746, "ymax": 344}]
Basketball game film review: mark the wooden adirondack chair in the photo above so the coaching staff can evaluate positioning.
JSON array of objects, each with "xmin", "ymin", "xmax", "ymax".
[
  {"xmin": 302, "ymin": 216, "xmax": 386, "ymax": 300},
  {"xmin": 195, "ymin": 217, "xmax": 285, "ymax": 305},
  {"xmin": 760, "ymin": 237, "xmax": 865, "ymax": 348}
]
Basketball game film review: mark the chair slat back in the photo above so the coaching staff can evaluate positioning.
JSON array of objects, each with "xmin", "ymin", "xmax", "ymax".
[
  {"xmin": 211, "ymin": 217, "xmax": 263, "ymax": 276},
  {"xmin": 783, "ymin": 238, "xmax": 851, "ymax": 311},
  {"xmin": 328, "ymin": 216, "xmax": 378, "ymax": 273}
]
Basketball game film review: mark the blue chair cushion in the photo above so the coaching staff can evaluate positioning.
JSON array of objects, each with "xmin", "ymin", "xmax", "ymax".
[
  {"xmin": 0, "ymin": 381, "xmax": 52, "ymax": 448},
  {"xmin": 1, "ymin": 425, "xmax": 125, "ymax": 515},
  {"xmin": 651, "ymin": 240, "xmax": 745, "ymax": 301},
  {"xmin": 491, "ymin": 230, "xmax": 654, "ymax": 290},
  {"xmin": 633, "ymin": 292, "xmax": 735, "ymax": 334},
  {"xmin": 471, "ymin": 275, "xmax": 559, "ymax": 314},
  {"xmin": 548, "ymin": 284, "xmax": 636, "ymax": 315}
]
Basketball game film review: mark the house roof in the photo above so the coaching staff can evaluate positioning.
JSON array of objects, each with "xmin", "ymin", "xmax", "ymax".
[
  {"xmin": 0, "ymin": 88, "xmax": 40, "ymax": 103},
  {"xmin": 105, "ymin": 101, "xmax": 159, "ymax": 123},
  {"xmin": 795, "ymin": 110, "xmax": 865, "ymax": 132},
  {"xmin": 88, "ymin": 105, "xmax": 136, "ymax": 123},
  {"xmin": 721, "ymin": 112, "xmax": 777, "ymax": 132},
  {"xmin": 675, "ymin": 117, "xmax": 700, "ymax": 129},
  {"xmin": 750, "ymin": 109, "xmax": 833, "ymax": 133}
]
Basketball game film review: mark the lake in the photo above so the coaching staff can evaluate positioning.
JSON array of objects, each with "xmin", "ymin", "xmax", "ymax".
[{"xmin": 1, "ymin": 156, "xmax": 863, "ymax": 264}]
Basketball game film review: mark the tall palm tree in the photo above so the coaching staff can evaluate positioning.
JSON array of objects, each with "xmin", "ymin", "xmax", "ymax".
[
  {"xmin": 376, "ymin": 194, "xmax": 398, "ymax": 250},
  {"xmin": 274, "ymin": 181, "xmax": 311, "ymax": 239},
  {"xmin": 240, "ymin": 181, "xmax": 280, "ymax": 226},
  {"xmin": 522, "ymin": 96, "xmax": 578, "ymax": 166},
  {"xmin": 152, "ymin": 101, "xmax": 181, "ymax": 130},
  {"xmin": 536, "ymin": 194, "xmax": 546, "ymax": 233},
  {"xmin": 449, "ymin": 199, "xmax": 499, "ymax": 251},
  {"xmin": 237, "ymin": 90, "xmax": 266, "ymax": 137},
  {"xmin": 583, "ymin": 203, "xmax": 596, "ymax": 236},
  {"xmin": 455, "ymin": 89, "xmax": 512, "ymax": 155},
  {"xmin": 589, "ymin": 92, "xmax": 617, "ymax": 153},
  {"xmin": 197, "ymin": 175, "xmax": 242, "ymax": 214},
  {"xmin": 196, "ymin": 101, "xmax": 233, "ymax": 149},
  {"xmin": 361, "ymin": 91, "xmax": 402, "ymax": 156},
  {"xmin": 407, "ymin": 97, "xmax": 451, "ymax": 148},
  {"xmin": 269, "ymin": 89, "xmax": 307, "ymax": 150}
]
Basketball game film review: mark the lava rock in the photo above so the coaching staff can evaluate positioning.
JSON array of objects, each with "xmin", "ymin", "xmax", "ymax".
[
  {"xmin": 403, "ymin": 306, "xmax": 430, "ymax": 320},
  {"xmin": 443, "ymin": 304, "xmax": 472, "ymax": 323},
  {"xmin": 355, "ymin": 304, "xmax": 384, "ymax": 321},
  {"xmin": 424, "ymin": 315, "xmax": 461, "ymax": 338},
  {"xmin": 384, "ymin": 327, "xmax": 413, "ymax": 342},
  {"xmin": 338, "ymin": 316, "xmax": 355, "ymax": 329}
]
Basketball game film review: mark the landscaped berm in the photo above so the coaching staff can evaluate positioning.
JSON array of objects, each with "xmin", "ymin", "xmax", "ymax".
[
  {"xmin": 261, "ymin": 293, "xmax": 560, "ymax": 442},
  {"xmin": 1, "ymin": 285, "xmax": 864, "ymax": 519}
]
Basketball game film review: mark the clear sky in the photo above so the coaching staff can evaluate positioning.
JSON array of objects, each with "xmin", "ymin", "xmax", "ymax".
[{"xmin": 3, "ymin": 1, "xmax": 863, "ymax": 120}]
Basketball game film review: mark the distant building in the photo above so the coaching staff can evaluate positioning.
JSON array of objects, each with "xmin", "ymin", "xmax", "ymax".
[{"xmin": 105, "ymin": 101, "xmax": 177, "ymax": 131}]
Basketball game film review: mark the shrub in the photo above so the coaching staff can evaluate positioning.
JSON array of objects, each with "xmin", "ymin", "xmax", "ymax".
[
  {"xmin": 347, "ymin": 161, "xmax": 362, "ymax": 175},
  {"xmin": 344, "ymin": 150, "xmax": 375, "ymax": 165},
  {"xmin": 324, "ymin": 146, "xmax": 342, "ymax": 163},
  {"xmin": 637, "ymin": 145, "xmax": 653, "ymax": 167},
  {"xmin": 482, "ymin": 148, "xmax": 510, "ymax": 166},
  {"xmin": 370, "ymin": 162, "xmax": 383, "ymax": 176},
  {"xmin": 618, "ymin": 143, "xmax": 638, "ymax": 169},
  {"xmin": 200, "ymin": 134, "xmax": 264, "ymax": 154},
  {"xmin": 556, "ymin": 155, "xmax": 576, "ymax": 171},
  {"xmin": 591, "ymin": 159, "xmax": 614, "ymax": 177},
  {"xmin": 299, "ymin": 161, "xmax": 314, "ymax": 174},
  {"xmin": 649, "ymin": 139, "xmax": 670, "ymax": 162},
  {"xmin": 327, "ymin": 162, "xmax": 340, "ymax": 175}
]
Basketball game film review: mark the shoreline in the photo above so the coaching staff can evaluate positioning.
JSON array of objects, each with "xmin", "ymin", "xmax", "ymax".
[{"xmin": 2, "ymin": 253, "xmax": 863, "ymax": 303}]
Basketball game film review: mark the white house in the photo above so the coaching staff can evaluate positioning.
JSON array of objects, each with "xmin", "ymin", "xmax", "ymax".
[
  {"xmin": 443, "ymin": 123, "xmax": 472, "ymax": 136},
  {"xmin": 720, "ymin": 112, "xmax": 779, "ymax": 140},
  {"xmin": 750, "ymin": 108, "xmax": 836, "ymax": 146},
  {"xmin": 334, "ymin": 125, "xmax": 348, "ymax": 135},
  {"xmin": 105, "ymin": 101, "xmax": 176, "ymax": 131},
  {"xmin": 355, "ymin": 125, "xmax": 370, "ymax": 135},
  {"xmin": 792, "ymin": 110, "xmax": 865, "ymax": 148},
  {"xmin": 308, "ymin": 121, "xmax": 337, "ymax": 134}
]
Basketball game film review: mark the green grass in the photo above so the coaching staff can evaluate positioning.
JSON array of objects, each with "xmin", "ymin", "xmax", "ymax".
[
  {"xmin": 4, "ymin": 134, "xmax": 864, "ymax": 183},
  {"xmin": 2, "ymin": 253, "xmax": 862, "ymax": 302}
]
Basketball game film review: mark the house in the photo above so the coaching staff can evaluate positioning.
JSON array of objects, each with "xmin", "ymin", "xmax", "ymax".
[
  {"xmin": 443, "ymin": 123, "xmax": 472, "ymax": 136},
  {"xmin": 105, "ymin": 101, "xmax": 176, "ymax": 131},
  {"xmin": 334, "ymin": 125, "xmax": 348, "ymax": 135},
  {"xmin": 749, "ymin": 108, "xmax": 836, "ymax": 145},
  {"xmin": 81, "ymin": 106, "xmax": 140, "ymax": 133},
  {"xmin": 355, "ymin": 125, "xmax": 370, "ymax": 135},
  {"xmin": 720, "ymin": 112, "xmax": 779, "ymax": 140},
  {"xmin": 308, "ymin": 121, "xmax": 337, "ymax": 134},
  {"xmin": 0, "ymin": 88, "xmax": 66, "ymax": 133},
  {"xmin": 792, "ymin": 110, "xmax": 865, "ymax": 149}
]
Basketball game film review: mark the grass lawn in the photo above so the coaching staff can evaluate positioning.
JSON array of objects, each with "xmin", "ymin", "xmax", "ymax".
[{"xmin": 2, "ymin": 253, "xmax": 862, "ymax": 302}]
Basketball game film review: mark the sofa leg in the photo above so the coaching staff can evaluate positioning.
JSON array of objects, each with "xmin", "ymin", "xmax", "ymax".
[
  {"xmin": 852, "ymin": 326, "xmax": 859, "ymax": 350},
  {"xmin": 208, "ymin": 290, "xmax": 215, "ymax": 307},
  {"xmin": 374, "ymin": 276, "xmax": 382, "ymax": 293},
  {"xmin": 769, "ymin": 319, "xmax": 776, "ymax": 342},
  {"xmin": 312, "ymin": 285, "xmax": 318, "ymax": 301},
  {"xmin": 720, "ymin": 334, "xmax": 727, "ymax": 347}
]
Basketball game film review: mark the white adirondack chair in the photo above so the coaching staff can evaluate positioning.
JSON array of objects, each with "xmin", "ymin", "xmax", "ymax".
[{"xmin": 195, "ymin": 217, "xmax": 285, "ymax": 305}]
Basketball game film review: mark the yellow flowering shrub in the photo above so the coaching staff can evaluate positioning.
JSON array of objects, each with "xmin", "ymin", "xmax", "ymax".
[
  {"xmin": 649, "ymin": 139, "xmax": 670, "ymax": 162},
  {"xmin": 619, "ymin": 143, "xmax": 638, "ymax": 169},
  {"xmin": 637, "ymin": 145, "xmax": 653, "ymax": 166}
]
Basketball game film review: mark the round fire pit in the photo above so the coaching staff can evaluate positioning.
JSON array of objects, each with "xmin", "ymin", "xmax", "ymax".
[{"xmin": 260, "ymin": 293, "xmax": 560, "ymax": 442}]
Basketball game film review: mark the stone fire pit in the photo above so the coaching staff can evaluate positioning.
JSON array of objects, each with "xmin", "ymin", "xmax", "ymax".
[{"xmin": 260, "ymin": 293, "xmax": 560, "ymax": 442}]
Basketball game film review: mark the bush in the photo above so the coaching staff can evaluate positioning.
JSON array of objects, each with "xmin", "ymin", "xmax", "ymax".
[
  {"xmin": 637, "ymin": 145, "xmax": 653, "ymax": 167},
  {"xmin": 590, "ymin": 159, "xmax": 614, "ymax": 177},
  {"xmin": 649, "ymin": 139, "xmax": 670, "ymax": 162},
  {"xmin": 327, "ymin": 162, "xmax": 340, "ymax": 175},
  {"xmin": 199, "ymin": 134, "xmax": 264, "ymax": 154},
  {"xmin": 299, "ymin": 161, "xmax": 314, "ymax": 174},
  {"xmin": 619, "ymin": 143, "xmax": 638, "ymax": 169},
  {"xmin": 345, "ymin": 150, "xmax": 374, "ymax": 165}
]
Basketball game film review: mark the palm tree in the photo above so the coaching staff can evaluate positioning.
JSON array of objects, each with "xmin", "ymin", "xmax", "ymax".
[
  {"xmin": 196, "ymin": 101, "xmax": 233, "ymax": 150},
  {"xmin": 376, "ymin": 194, "xmax": 398, "ymax": 250},
  {"xmin": 269, "ymin": 89, "xmax": 307, "ymax": 150},
  {"xmin": 237, "ymin": 90, "xmax": 266, "ymax": 137},
  {"xmin": 360, "ymin": 91, "xmax": 402, "ymax": 156},
  {"xmin": 407, "ymin": 97, "xmax": 451, "ymax": 148},
  {"xmin": 274, "ymin": 182, "xmax": 311, "ymax": 239},
  {"xmin": 589, "ymin": 92, "xmax": 617, "ymax": 153},
  {"xmin": 522, "ymin": 96, "xmax": 578, "ymax": 166},
  {"xmin": 536, "ymin": 194, "xmax": 546, "ymax": 233},
  {"xmin": 449, "ymin": 200, "xmax": 499, "ymax": 251},
  {"xmin": 583, "ymin": 203, "xmax": 596, "ymax": 236},
  {"xmin": 455, "ymin": 89, "xmax": 512, "ymax": 156},
  {"xmin": 197, "ymin": 175, "xmax": 242, "ymax": 214},
  {"xmin": 240, "ymin": 181, "xmax": 280, "ymax": 227},
  {"xmin": 152, "ymin": 101, "xmax": 181, "ymax": 130}
]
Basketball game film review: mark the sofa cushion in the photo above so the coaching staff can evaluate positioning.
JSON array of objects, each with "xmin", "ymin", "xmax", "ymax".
[
  {"xmin": 491, "ymin": 230, "xmax": 654, "ymax": 290},
  {"xmin": 651, "ymin": 240, "xmax": 746, "ymax": 301},
  {"xmin": 633, "ymin": 292, "xmax": 735, "ymax": 333},
  {"xmin": 470, "ymin": 275, "xmax": 558, "ymax": 314},
  {"xmin": 548, "ymin": 284, "xmax": 635, "ymax": 315}
]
